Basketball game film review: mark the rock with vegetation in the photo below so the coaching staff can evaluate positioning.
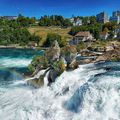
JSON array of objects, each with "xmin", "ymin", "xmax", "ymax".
[
  {"xmin": 61, "ymin": 45, "xmax": 77, "ymax": 69},
  {"xmin": 28, "ymin": 40, "xmax": 67, "ymax": 87},
  {"xmin": 45, "ymin": 40, "xmax": 61, "ymax": 62},
  {"xmin": 28, "ymin": 55, "xmax": 49, "ymax": 76},
  {"xmin": 48, "ymin": 60, "xmax": 66, "ymax": 85}
]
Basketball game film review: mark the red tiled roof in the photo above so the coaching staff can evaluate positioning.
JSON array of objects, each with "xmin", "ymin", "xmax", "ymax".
[{"xmin": 75, "ymin": 31, "xmax": 91, "ymax": 37}]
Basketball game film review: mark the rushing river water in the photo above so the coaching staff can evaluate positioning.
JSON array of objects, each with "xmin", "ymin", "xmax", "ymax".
[{"xmin": 0, "ymin": 48, "xmax": 120, "ymax": 120}]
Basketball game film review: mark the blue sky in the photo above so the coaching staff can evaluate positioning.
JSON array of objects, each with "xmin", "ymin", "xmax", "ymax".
[{"xmin": 0, "ymin": 0, "xmax": 120, "ymax": 18}]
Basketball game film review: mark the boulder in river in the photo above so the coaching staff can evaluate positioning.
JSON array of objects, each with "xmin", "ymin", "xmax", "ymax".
[{"xmin": 48, "ymin": 69, "xmax": 60, "ymax": 86}]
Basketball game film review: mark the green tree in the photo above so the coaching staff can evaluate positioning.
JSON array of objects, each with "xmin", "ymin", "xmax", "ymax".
[
  {"xmin": 38, "ymin": 15, "xmax": 72, "ymax": 27},
  {"xmin": 44, "ymin": 33, "xmax": 62, "ymax": 47},
  {"xmin": 89, "ymin": 16, "xmax": 97, "ymax": 25},
  {"xmin": 103, "ymin": 22, "xmax": 116, "ymax": 31}
]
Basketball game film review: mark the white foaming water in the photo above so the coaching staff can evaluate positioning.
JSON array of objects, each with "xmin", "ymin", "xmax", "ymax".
[
  {"xmin": 0, "ymin": 57, "xmax": 32, "ymax": 68},
  {"xmin": 0, "ymin": 63, "xmax": 120, "ymax": 120}
]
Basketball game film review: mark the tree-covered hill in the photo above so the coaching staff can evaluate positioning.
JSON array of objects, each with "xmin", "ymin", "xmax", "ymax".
[{"xmin": 0, "ymin": 16, "xmax": 40, "ymax": 46}]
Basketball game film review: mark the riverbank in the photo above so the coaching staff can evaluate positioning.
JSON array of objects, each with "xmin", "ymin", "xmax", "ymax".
[
  {"xmin": 0, "ymin": 45, "xmax": 49, "ymax": 51},
  {"xmin": 0, "ymin": 45, "xmax": 31, "ymax": 49}
]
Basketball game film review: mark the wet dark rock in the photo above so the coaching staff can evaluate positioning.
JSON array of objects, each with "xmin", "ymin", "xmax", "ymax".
[{"xmin": 48, "ymin": 69, "xmax": 60, "ymax": 86}]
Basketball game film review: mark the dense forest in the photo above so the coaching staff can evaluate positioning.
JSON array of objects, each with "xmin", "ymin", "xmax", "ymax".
[{"xmin": 0, "ymin": 15, "xmax": 40, "ymax": 46}]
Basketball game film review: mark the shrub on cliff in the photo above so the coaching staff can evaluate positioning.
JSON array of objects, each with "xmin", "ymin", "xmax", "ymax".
[
  {"xmin": 52, "ymin": 60, "xmax": 66, "ymax": 73},
  {"xmin": 28, "ymin": 64, "xmax": 35, "ymax": 74},
  {"xmin": 28, "ymin": 55, "xmax": 49, "ymax": 73}
]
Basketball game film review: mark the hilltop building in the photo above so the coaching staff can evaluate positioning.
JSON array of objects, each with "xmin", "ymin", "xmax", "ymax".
[
  {"xmin": 110, "ymin": 11, "xmax": 120, "ymax": 24},
  {"xmin": 99, "ymin": 31, "xmax": 109, "ymax": 40},
  {"xmin": 96, "ymin": 12, "xmax": 109, "ymax": 23},
  {"xmin": 113, "ymin": 11, "xmax": 120, "ymax": 17},
  {"xmin": 0, "ymin": 16, "xmax": 18, "ymax": 20},
  {"xmin": 70, "ymin": 17, "xmax": 82, "ymax": 26},
  {"xmin": 69, "ymin": 31, "xmax": 93, "ymax": 45}
]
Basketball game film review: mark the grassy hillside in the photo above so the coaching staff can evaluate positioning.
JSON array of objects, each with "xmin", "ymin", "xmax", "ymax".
[{"xmin": 28, "ymin": 26, "xmax": 72, "ymax": 46}]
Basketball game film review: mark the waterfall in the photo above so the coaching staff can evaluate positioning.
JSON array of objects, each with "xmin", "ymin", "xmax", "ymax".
[
  {"xmin": 0, "ymin": 62, "xmax": 120, "ymax": 120},
  {"xmin": 25, "ymin": 69, "xmax": 47, "ymax": 81}
]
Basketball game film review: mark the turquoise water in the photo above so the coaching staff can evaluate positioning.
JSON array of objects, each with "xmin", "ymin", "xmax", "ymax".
[{"xmin": 0, "ymin": 48, "xmax": 43, "ymax": 86}]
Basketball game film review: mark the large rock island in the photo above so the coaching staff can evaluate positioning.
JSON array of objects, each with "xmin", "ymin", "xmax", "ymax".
[{"xmin": 27, "ymin": 41, "xmax": 78, "ymax": 88}]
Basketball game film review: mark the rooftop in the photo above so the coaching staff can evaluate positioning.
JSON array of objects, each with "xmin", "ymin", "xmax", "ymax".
[{"xmin": 75, "ymin": 31, "xmax": 91, "ymax": 37}]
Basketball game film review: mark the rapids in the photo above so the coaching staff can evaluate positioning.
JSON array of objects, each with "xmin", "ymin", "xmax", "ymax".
[{"xmin": 0, "ymin": 61, "xmax": 120, "ymax": 120}]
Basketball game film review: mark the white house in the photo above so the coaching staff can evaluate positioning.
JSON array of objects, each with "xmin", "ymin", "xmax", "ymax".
[
  {"xmin": 70, "ymin": 17, "xmax": 82, "ymax": 26},
  {"xmin": 99, "ymin": 32, "xmax": 109, "ymax": 40},
  {"xmin": 69, "ymin": 31, "xmax": 93, "ymax": 45}
]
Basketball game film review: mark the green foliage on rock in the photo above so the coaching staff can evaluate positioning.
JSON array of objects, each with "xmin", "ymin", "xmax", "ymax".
[
  {"xmin": 28, "ymin": 64, "xmax": 35, "ymax": 74},
  {"xmin": 52, "ymin": 60, "xmax": 66, "ymax": 73},
  {"xmin": 28, "ymin": 55, "xmax": 49, "ymax": 73},
  {"xmin": 32, "ymin": 55, "xmax": 48, "ymax": 68},
  {"xmin": 61, "ymin": 45, "xmax": 77, "ymax": 67}
]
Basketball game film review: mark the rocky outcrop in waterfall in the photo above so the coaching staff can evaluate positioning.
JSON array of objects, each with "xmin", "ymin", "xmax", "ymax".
[
  {"xmin": 27, "ymin": 41, "xmax": 120, "ymax": 88},
  {"xmin": 61, "ymin": 45, "xmax": 78, "ymax": 69},
  {"xmin": 27, "ymin": 41, "xmax": 79, "ymax": 88},
  {"xmin": 45, "ymin": 40, "xmax": 61, "ymax": 62}
]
